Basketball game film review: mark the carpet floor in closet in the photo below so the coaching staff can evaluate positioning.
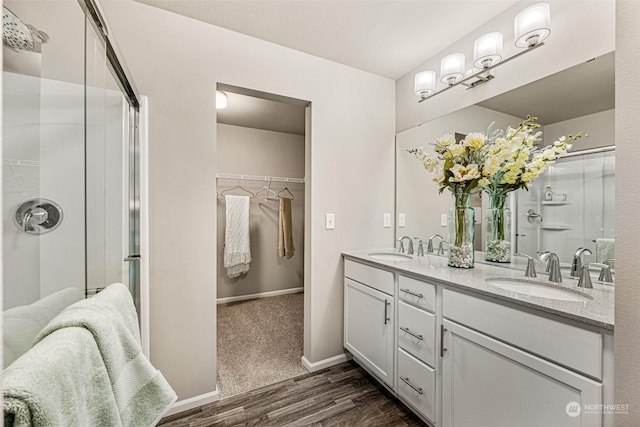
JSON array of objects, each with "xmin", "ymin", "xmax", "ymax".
[{"xmin": 216, "ymin": 292, "xmax": 307, "ymax": 398}]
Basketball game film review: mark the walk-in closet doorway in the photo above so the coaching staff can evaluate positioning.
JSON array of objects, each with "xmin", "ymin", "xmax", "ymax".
[{"xmin": 215, "ymin": 84, "xmax": 310, "ymax": 398}]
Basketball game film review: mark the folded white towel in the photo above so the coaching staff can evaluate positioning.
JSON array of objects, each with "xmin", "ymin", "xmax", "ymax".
[
  {"xmin": 224, "ymin": 195, "xmax": 251, "ymax": 278},
  {"xmin": 595, "ymin": 238, "xmax": 615, "ymax": 264}
]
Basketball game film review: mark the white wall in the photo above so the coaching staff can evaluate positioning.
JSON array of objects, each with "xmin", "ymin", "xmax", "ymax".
[
  {"xmin": 2, "ymin": 72, "xmax": 41, "ymax": 308},
  {"xmin": 101, "ymin": 0, "xmax": 396, "ymax": 401},
  {"xmin": 216, "ymin": 124, "xmax": 304, "ymax": 299},
  {"xmin": 38, "ymin": 78, "xmax": 85, "ymax": 297},
  {"xmin": 615, "ymin": 1, "xmax": 640, "ymax": 424},
  {"xmin": 396, "ymin": 1, "xmax": 615, "ymax": 133},
  {"xmin": 543, "ymin": 109, "xmax": 614, "ymax": 151}
]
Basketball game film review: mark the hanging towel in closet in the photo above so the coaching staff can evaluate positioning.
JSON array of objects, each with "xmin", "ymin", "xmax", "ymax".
[
  {"xmin": 224, "ymin": 195, "xmax": 252, "ymax": 278},
  {"xmin": 278, "ymin": 197, "xmax": 295, "ymax": 259}
]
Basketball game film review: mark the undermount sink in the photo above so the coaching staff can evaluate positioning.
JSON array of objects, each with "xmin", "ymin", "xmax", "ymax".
[
  {"xmin": 368, "ymin": 252, "xmax": 413, "ymax": 261},
  {"xmin": 485, "ymin": 277, "xmax": 593, "ymax": 302}
]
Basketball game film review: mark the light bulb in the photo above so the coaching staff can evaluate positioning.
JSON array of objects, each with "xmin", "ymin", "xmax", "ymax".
[{"xmin": 514, "ymin": 3, "xmax": 551, "ymax": 48}]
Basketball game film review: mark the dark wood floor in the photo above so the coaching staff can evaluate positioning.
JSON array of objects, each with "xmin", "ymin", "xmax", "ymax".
[{"xmin": 159, "ymin": 361, "xmax": 426, "ymax": 426}]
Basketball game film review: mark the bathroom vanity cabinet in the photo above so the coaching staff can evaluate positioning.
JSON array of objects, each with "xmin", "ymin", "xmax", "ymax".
[
  {"xmin": 344, "ymin": 260, "xmax": 394, "ymax": 386},
  {"xmin": 343, "ymin": 255, "xmax": 614, "ymax": 427}
]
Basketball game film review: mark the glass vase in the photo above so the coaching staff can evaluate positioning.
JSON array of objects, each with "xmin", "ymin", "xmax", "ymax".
[
  {"xmin": 484, "ymin": 194, "xmax": 512, "ymax": 263},
  {"xmin": 448, "ymin": 192, "xmax": 475, "ymax": 268}
]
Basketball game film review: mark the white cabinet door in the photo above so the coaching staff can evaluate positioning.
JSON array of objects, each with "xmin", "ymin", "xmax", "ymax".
[
  {"xmin": 442, "ymin": 319, "xmax": 602, "ymax": 427},
  {"xmin": 344, "ymin": 278, "xmax": 394, "ymax": 387}
]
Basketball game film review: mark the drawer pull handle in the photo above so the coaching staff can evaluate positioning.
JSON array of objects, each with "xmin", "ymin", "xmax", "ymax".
[
  {"xmin": 400, "ymin": 288, "xmax": 424, "ymax": 299},
  {"xmin": 384, "ymin": 299, "xmax": 391, "ymax": 325},
  {"xmin": 400, "ymin": 327, "xmax": 423, "ymax": 341},
  {"xmin": 400, "ymin": 376, "xmax": 423, "ymax": 395},
  {"xmin": 440, "ymin": 325, "xmax": 448, "ymax": 357}
]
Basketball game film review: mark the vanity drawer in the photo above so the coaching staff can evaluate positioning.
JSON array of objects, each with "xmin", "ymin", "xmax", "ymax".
[
  {"xmin": 344, "ymin": 259, "xmax": 394, "ymax": 296},
  {"xmin": 443, "ymin": 289, "xmax": 603, "ymax": 380},
  {"xmin": 398, "ymin": 275, "xmax": 435, "ymax": 313},
  {"xmin": 398, "ymin": 301, "xmax": 436, "ymax": 367},
  {"xmin": 397, "ymin": 348, "xmax": 436, "ymax": 423}
]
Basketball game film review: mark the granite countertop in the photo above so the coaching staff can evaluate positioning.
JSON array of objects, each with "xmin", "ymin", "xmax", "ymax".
[{"xmin": 342, "ymin": 249, "xmax": 615, "ymax": 332}]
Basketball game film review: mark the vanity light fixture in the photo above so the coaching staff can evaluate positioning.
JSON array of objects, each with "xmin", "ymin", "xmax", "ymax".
[
  {"xmin": 414, "ymin": 70, "xmax": 436, "ymax": 100},
  {"xmin": 414, "ymin": 2, "xmax": 550, "ymax": 103},
  {"xmin": 216, "ymin": 90, "xmax": 228, "ymax": 109}
]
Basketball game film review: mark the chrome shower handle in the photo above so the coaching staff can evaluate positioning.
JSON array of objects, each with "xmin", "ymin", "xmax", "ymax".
[{"xmin": 22, "ymin": 210, "xmax": 33, "ymax": 232}]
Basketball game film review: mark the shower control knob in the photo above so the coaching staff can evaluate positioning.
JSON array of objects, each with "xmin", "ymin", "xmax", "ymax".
[{"xmin": 14, "ymin": 198, "xmax": 63, "ymax": 235}]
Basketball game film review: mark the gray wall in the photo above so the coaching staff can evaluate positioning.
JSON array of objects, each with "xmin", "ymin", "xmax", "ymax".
[
  {"xmin": 615, "ymin": 0, "xmax": 640, "ymax": 423},
  {"xmin": 216, "ymin": 124, "xmax": 304, "ymax": 299},
  {"xmin": 102, "ymin": 0, "xmax": 396, "ymax": 401}
]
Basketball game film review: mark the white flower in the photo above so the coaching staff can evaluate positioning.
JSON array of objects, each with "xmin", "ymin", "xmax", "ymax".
[
  {"xmin": 463, "ymin": 132, "xmax": 486, "ymax": 150},
  {"xmin": 450, "ymin": 164, "xmax": 480, "ymax": 182}
]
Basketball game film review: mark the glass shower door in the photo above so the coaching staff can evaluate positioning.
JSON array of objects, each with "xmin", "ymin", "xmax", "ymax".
[{"xmin": 85, "ymin": 14, "xmax": 140, "ymax": 310}]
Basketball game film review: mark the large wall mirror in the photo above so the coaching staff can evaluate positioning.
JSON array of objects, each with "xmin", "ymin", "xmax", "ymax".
[{"xmin": 396, "ymin": 51, "xmax": 614, "ymax": 271}]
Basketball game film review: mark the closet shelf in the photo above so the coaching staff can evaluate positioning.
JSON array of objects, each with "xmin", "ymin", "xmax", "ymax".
[{"xmin": 216, "ymin": 173, "xmax": 305, "ymax": 184}]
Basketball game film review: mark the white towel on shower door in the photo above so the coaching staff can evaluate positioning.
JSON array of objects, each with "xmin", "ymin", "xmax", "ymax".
[{"xmin": 224, "ymin": 195, "xmax": 252, "ymax": 278}]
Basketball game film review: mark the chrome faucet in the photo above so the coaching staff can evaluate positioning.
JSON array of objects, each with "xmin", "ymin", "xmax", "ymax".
[
  {"xmin": 570, "ymin": 247, "xmax": 592, "ymax": 278},
  {"xmin": 427, "ymin": 234, "xmax": 444, "ymax": 253},
  {"xmin": 514, "ymin": 253, "xmax": 537, "ymax": 278},
  {"xmin": 539, "ymin": 252, "xmax": 562, "ymax": 283},
  {"xmin": 397, "ymin": 236, "xmax": 414, "ymax": 254}
]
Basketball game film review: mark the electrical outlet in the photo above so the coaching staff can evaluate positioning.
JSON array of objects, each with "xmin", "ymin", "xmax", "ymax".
[
  {"xmin": 383, "ymin": 213, "xmax": 391, "ymax": 228},
  {"xmin": 441, "ymin": 214, "xmax": 448, "ymax": 227},
  {"xmin": 398, "ymin": 213, "xmax": 406, "ymax": 227},
  {"xmin": 325, "ymin": 213, "xmax": 335, "ymax": 230}
]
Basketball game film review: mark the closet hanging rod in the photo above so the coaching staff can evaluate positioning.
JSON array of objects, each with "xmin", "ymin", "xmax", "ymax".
[{"xmin": 216, "ymin": 173, "xmax": 305, "ymax": 184}]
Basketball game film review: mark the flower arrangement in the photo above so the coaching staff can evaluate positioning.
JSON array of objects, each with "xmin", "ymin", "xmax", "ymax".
[
  {"xmin": 409, "ymin": 116, "xmax": 587, "ymax": 266},
  {"xmin": 478, "ymin": 116, "xmax": 585, "ymax": 196}
]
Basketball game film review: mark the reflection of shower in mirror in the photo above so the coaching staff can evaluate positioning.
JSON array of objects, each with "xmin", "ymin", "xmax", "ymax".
[{"xmin": 515, "ymin": 147, "xmax": 615, "ymax": 265}]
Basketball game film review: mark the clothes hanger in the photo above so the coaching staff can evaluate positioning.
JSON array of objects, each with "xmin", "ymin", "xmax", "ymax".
[
  {"xmin": 277, "ymin": 187, "xmax": 294, "ymax": 200},
  {"xmin": 255, "ymin": 179, "xmax": 277, "ymax": 200},
  {"xmin": 220, "ymin": 185, "xmax": 255, "ymax": 198}
]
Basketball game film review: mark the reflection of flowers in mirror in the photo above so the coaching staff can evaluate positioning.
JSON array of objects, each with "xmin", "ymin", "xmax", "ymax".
[{"xmin": 408, "ymin": 115, "xmax": 587, "ymax": 197}]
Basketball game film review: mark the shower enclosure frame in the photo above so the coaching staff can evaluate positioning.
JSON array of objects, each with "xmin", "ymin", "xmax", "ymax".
[{"xmin": 79, "ymin": 0, "xmax": 150, "ymax": 355}]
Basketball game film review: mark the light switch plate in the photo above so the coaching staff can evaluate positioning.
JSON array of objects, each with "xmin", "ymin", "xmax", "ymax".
[
  {"xmin": 325, "ymin": 213, "xmax": 335, "ymax": 230},
  {"xmin": 398, "ymin": 213, "xmax": 406, "ymax": 227},
  {"xmin": 441, "ymin": 214, "xmax": 448, "ymax": 227},
  {"xmin": 383, "ymin": 213, "xmax": 391, "ymax": 228}
]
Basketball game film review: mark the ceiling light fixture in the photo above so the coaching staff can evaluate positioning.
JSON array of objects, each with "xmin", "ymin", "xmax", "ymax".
[
  {"xmin": 414, "ymin": 3, "xmax": 551, "ymax": 102},
  {"xmin": 216, "ymin": 90, "xmax": 228, "ymax": 109}
]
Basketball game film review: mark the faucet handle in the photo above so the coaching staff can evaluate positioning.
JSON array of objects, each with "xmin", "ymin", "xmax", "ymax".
[
  {"xmin": 437, "ymin": 240, "xmax": 449, "ymax": 256},
  {"xmin": 586, "ymin": 262, "xmax": 614, "ymax": 283},
  {"xmin": 398, "ymin": 240, "xmax": 405, "ymax": 253},
  {"xmin": 415, "ymin": 238, "xmax": 424, "ymax": 256},
  {"xmin": 515, "ymin": 253, "xmax": 537, "ymax": 278},
  {"xmin": 539, "ymin": 252, "xmax": 562, "ymax": 283},
  {"xmin": 577, "ymin": 264, "xmax": 593, "ymax": 289}
]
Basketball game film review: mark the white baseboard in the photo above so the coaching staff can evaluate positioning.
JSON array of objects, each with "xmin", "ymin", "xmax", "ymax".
[
  {"xmin": 217, "ymin": 287, "xmax": 303, "ymax": 304},
  {"xmin": 164, "ymin": 389, "xmax": 220, "ymax": 417},
  {"xmin": 301, "ymin": 353, "xmax": 352, "ymax": 373}
]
